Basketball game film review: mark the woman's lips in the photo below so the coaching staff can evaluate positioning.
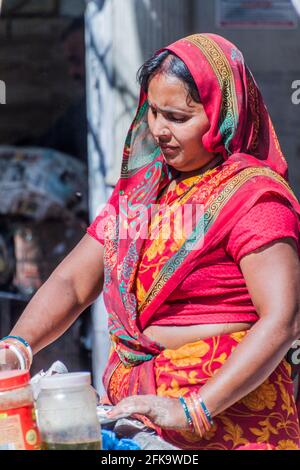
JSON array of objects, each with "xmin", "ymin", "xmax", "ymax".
[{"xmin": 160, "ymin": 145, "xmax": 180, "ymax": 157}]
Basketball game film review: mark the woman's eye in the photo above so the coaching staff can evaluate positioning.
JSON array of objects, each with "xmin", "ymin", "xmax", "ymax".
[
  {"xmin": 168, "ymin": 115, "xmax": 187, "ymax": 123},
  {"xmin": 149, "ymin": 107, "xmax": 186, "ymax": 123}
]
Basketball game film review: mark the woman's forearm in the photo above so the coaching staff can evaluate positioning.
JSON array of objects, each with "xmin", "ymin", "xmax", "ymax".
[
  {"xmin": 199, "ymin": 316, "xmax": 299, "ymax": 417},
  {"xmin": 7, "ymin": 234, "xmax": 104, "ymax": 355},
  {"xmin": 9, "ymin": 272, "xmax": 90, "ymax": 354}
]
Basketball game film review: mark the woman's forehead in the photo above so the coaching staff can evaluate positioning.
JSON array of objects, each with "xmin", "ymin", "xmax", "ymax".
[{"xmin": 148, "ymin": 74, "xmax": 198, "ymax": 111}]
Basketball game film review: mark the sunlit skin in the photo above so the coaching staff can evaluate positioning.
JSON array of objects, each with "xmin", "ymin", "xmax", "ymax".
[{"xmin": 147, "ymin": 73, "xmax": 217, "ymax": 177}]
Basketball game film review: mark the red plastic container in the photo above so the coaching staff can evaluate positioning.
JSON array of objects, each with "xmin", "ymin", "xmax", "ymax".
[{"xmin": 0, "ymin": 370, "xmax": 41, "ymax": 450}]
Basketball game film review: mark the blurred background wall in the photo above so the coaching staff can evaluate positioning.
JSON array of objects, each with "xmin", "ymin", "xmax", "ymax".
[
  {"xmin": 0, "ymin": 0, "xmax": 90, "ymax": 377},
  {"xmin": 0, "ymin": 0, "xmax": 85, "ymax": 145}
]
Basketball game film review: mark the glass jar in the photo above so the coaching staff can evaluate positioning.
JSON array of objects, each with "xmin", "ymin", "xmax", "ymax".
[
  {"xmin": 0, "ymin": 370, "xmax": 41, "ymax": 450},
  {"xmin": 36, "ymin": 372, "xmax": 101, "ymax": 450}
]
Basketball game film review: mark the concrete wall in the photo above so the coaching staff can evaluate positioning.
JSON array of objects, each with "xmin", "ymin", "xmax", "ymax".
[{"xmin": 193, "ymin": 0, "xmax": 300, "ymax": 196}]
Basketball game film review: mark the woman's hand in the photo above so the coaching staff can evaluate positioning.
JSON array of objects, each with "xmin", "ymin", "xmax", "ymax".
[{"xmin": 108, "ymin": 395, "xmax": 190, "ymax": 431}]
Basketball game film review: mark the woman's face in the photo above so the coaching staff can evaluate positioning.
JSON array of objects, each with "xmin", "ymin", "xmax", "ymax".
[{"xmin": 147, "ymin": 73, "xmax": 215, "ymax": 173}]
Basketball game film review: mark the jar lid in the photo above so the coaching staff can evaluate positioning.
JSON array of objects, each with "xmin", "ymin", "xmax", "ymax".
[
  {"xmin": 0, "ymin": 370, "xmax": 30, "ymax": 391},
  {"xmin": 40, "ymin": 372, "xmax": 91, "ymax": 390}
]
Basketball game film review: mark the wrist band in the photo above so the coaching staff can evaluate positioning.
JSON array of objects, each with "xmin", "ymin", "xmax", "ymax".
[
  {"xmin": 1, "ymin": 336, "xmax": 33, "ymax": 364},
  {"xmin": 1, "ymin": 343, "xmax": 26, "ymax": 370}
]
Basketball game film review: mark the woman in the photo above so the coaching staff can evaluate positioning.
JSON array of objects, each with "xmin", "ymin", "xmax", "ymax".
[{"xmin": 1, "ymin": 33, "xmax": 300, "ymax": 450}]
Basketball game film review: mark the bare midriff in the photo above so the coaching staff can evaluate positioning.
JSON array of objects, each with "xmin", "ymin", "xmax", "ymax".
[{"xmin": 143, "ymin": 322, "xmax": 253, "ymax": 349}]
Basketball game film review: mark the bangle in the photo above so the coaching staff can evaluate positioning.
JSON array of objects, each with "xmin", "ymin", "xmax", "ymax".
[
  {"xmin": 1, "ymin": 336, "xmax": 33, "ymax": 365},
  {"xmin": 1, "ymin": 341, "xmax": 30, "ymax": 370},
  {"xmin": 187, "ymin": 395, "xmax": 206, "ymax": 436},
  {"xmin": 198, "ymin": 396, "xmax": 214, "ymax": 426},
  {"xmin": 1, "ymin": 343, "xmax": 26, "ymax": 370},
  {"xmin": 185, "ymin": 393, "xmax": 214, "ymax": 437},
  {"xmin": 179, "ymin": 396, "xmax": 194, "ymax": 431}
]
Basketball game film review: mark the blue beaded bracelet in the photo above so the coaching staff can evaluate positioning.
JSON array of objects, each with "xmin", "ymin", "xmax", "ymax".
[
  {"xmin": 179, "ymin": 396, "xmax": 194, "ymax": 431},
  {"xmin": 198, "ymin": 397, "xmax": 214, "ymax": 425}
]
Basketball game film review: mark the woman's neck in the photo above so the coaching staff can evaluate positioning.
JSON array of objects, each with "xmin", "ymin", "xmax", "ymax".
[{"xmin": 177, "ymin": 154, "xmax": 224, "ymax": 181}]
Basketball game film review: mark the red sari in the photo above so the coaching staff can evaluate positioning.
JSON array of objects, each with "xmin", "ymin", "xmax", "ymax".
[{"xmin": 88, "ymin": 33, "xmax": 300, "ymax": 449}]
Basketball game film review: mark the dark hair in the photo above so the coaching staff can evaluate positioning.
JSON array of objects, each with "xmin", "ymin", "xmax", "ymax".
[
  {"xmin": 137, "ymin": 50, "xmax": 201, "ymax": 103},
  {"xmin": 61, "ymin": 17, "xmax": 84, "ymax": 42}
]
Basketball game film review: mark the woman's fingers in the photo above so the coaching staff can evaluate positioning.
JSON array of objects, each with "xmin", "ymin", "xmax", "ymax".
[
  {"xmin": 108, "ymin": 395, "xmax": 153, "ymax": 419},
  {"xmin": 107, "ymin": 395, "xmax": 190, "ymax": 431}
]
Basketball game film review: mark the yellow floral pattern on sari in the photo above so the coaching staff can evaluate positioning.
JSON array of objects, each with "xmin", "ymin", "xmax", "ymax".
[{"xmin": 242, "ymin": 381, "xmax": 277, "ymax": 412}]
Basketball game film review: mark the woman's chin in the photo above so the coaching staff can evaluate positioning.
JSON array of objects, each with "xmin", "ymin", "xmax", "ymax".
[{"xmin": 162, "ymin": 154, "xmax": 183, "ymax": 170}]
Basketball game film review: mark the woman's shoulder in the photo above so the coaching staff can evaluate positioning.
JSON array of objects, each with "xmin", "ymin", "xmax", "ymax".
[{"xmin": 225, "ymin": 192, "xmax": 299, "ymax": 264}]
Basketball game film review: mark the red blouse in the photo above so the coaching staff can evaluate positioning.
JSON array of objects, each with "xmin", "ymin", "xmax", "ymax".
[{"xmin": 87, "ymin": 194, "xmax": 299, "ymax": 327}]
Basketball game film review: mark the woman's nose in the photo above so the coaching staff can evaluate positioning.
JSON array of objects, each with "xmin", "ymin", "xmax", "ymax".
[{"xmin": 152, "ymin": 117, "xmax": 171, "ymax": 142}]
